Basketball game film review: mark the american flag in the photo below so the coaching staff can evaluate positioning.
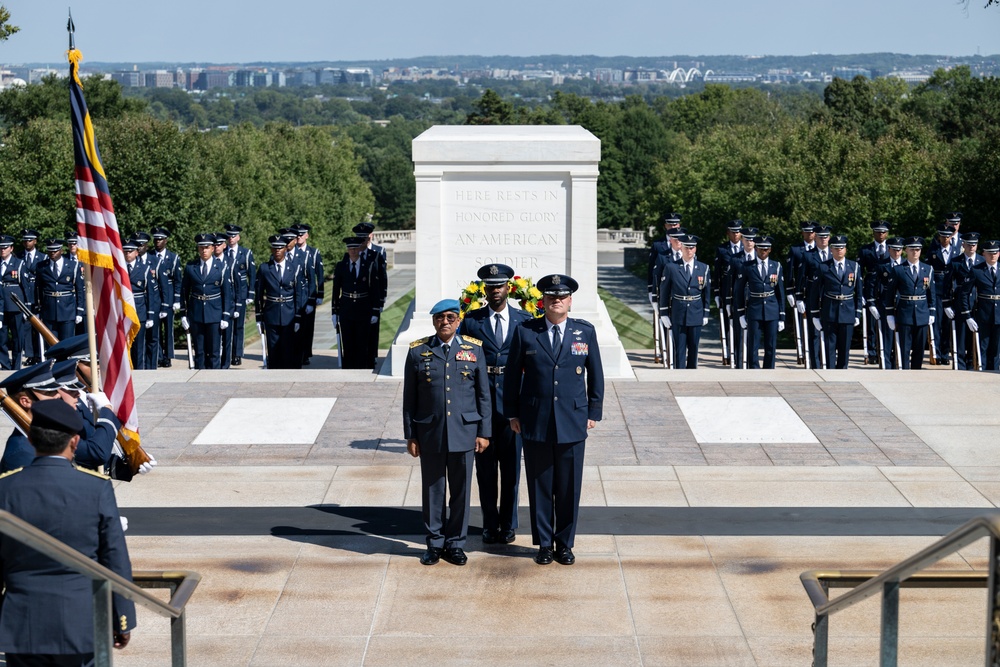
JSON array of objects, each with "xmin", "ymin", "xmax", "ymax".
[{"xmin": 68, "ymin": 47, "xmax": 144, "ymax": 462}]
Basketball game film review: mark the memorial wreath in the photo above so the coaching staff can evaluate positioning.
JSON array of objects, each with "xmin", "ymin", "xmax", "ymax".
[{"xmin": 459, "ymin": 276, "xmax": 544, "ymax": 318}]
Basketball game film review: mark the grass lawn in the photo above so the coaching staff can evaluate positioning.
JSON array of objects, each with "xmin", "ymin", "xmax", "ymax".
[
  {"xmin": 379, "ymin": 289, "xmax": 415, "ymax": 349},
  {"xmin": 597, "ymin": 287, "xmax": 654, "ymax": 349}
]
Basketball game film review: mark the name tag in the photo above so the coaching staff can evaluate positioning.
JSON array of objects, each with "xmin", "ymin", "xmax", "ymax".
[{"xmin": 526, "ymin": 349, "xmax": 537, "ymax": 356}]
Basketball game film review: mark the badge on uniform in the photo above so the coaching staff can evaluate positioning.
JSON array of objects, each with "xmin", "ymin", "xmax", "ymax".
[
  {"xmin": 571, "ymin": 342, "xmax": 588, "ymax": 355},
  {"xmin": 573, "ymin": 330, "xmax": 583, "ymax": 336},
  {"xmin": 848, "ymin": 272, "xmax": 855, "ymax": 287},
  {"xmin": 456, "ymin": 350, "xmax": 477, "ymax": 362},
  {"xmin": 420, "ymin": 351, "xmax": 434, "ymax": 357},
  {"xmin": 769, "ymin": 273, "xmax": 778, "ymax": 286},
  {"xmin": 460, "ymin": 345, "xmax": 473, "ymax": 350},
  {"xmin": 10, "ymin": 271, "xmax": 16, "ymax": 279},
  {"xmin": 576, "ymin": 366, "xmax": 583, "ymax": 374},
  {"xmin": 698, "ymin": 275, "xmax": 704, "ymax": 287},
  {"xmin": 923, "ymin": 276, "xmax": 930, "ymax": 288}
]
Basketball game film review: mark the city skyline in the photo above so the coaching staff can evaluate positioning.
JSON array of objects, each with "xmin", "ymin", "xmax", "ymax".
[{"xmin": 1, "ymin": 0, "xmax": 998, "ymax": 65}]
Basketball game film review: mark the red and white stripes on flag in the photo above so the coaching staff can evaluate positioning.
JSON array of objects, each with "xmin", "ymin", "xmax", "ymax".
[{"xmin": 69, "ymin": 48, "xmax": 141, "ymax": 453}]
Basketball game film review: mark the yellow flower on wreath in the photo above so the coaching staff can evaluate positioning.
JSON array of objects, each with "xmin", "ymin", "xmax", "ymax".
[{"xmin": 458, "ymin": 275, "xmax": 545, "ymax": 319}]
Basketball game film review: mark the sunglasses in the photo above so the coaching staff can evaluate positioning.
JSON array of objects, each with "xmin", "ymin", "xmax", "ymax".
[{"xmin": 432, "ymin": 314, "xmax": 459, "ymax": 323}]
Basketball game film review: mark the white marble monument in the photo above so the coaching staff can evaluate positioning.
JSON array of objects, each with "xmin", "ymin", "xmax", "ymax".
[{"xmin": 384, "ymin": 125, "xmax": 633, "ymax": 379}]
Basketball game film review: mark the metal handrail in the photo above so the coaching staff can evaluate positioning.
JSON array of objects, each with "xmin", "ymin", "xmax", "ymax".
[
  {"xmin": 800, "ymin": 512, "xmax": 1000, "ymax": 667},
  {"xmin": 0, "ymin": 509, "xmax": 200, "ymax": 666}
]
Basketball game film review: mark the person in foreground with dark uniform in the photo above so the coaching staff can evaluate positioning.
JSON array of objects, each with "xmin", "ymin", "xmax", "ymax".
[
  {"xmin": 292, "ymin": 223, "xmax": 323, "ymax": 366},
  {"xmin": 713, "ymin": 220, "xmax": 743, "ymax": 365},
  {"xmin": 404, "ymin": 299, "xmax": 491, "ymax": 566},
  {"xmin": 961, "ymin": 239, "xmax": 1000, "ymax": 371},
  {"xmin": 458, "ymin": 263, "xmax": 530, "ymax": 544},
  {"xmin": 123, "ymin": 238, "xmax": 157, "ymax": 370},
  {"xmin": 151, "ymin": 227, "xmax": 182, "ymax": 367},
  {"xmin": 734, "ymin": 235, "xmax": 785, "ymax": 369},
  {"xmin": 331, "ymin": 236, "xmax": 378, "ymax": 369},
  {"xmin": 728, "ymin": 227, "xmax": 758, "ymax": 369},
  {"xmin": 856, "ymin": 220, "xmax": 891, "ymax": 365},
  {"xmin": 224, "ymin": 224, "xmax": 255, "ymax": 366},
  {"xmin": 179, "ymin": 233, "xmax": 233, "ymax": 369},
  {"xmin": 212, "ymin": 234, "xmax": 238, "ymax": 370},
  {"xmin": 883, "ymin": 236, "xmax": 936, "ymax": 370},
  {"xmin": 255, "ymin": 235, "xmax": 306, "ymax": 370},
  {"xmin": 647, "ymin": 212, "xmax": 682, "ymax": 304},
  {"xmin": 866, "ymin": 235, "xmax": 904, "ymax": 369},
  {"xmin": 949, "ymin": 232, "xmax": 983, "ymax": 370},
  {"xmin": 658, "ymin": 234, "xmax": 711, "ymax": 369},
  {"xmin": 505, "ymin": 274, "xmax": 604, "ymax": 566},
  {"xmin": 796, "ymin": 225, "xmax": 833, "ymax": 369},
  {"xmin": 812, "ymin": 234, "xmax": 863, "ymax": 369},
  {"xmin": 353, "ymin": 220, "xmax": 388, "ymax": 368},
  {"xmin": 35, "ymin": 238, "xmax": 84, "ymax": 347},
  {"xmin": 0, "ymin": 235, "xmax": 28, "ymax": 371},
  {"xmin": 0, "ymin": 398, "xmax": 136, "ymax": 665},
  {"xmin": 928, "ymin": 223, "xmax": 958, "ymax": 365},
  {"xmin": 17, "ymin": 228, "xmax": 42, "ymax": 365}
]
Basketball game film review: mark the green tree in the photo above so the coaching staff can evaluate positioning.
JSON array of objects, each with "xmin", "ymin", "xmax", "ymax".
[
  {"xmin": 465, "ymin": 89, "xmax": 513, "ymax": 125},
  {"xmin": 0, "ymin": 74, "xmax": 146, "ymax": 128},
  {"xmin": 0, "ymin": 5, "xmax": 18, "ymax": 42}
]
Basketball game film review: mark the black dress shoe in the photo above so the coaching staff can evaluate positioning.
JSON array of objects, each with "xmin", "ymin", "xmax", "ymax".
[
  {"xmin": 420, "ymin": 547, "xmax": 441, "ymax": 566},
  {"xmin": 481, "ymin": 529, "xmax": 498, "ymax": 544},
  {"xmin": 302, "ymin": 358, "xmax": 311, "ymax": 366},
  {"xmin": 534, "ymin": 546, "xmax": 554, "ymax": 565},
  {"xmin": 555, "ymin": 546, "xmax": 575, "ymax": 565},
  {"xmin": 500, "ymin": 529, "xmax": 516, "ymax": 544},
  {"xmin": 232, "ymin": 357, "xmax": 241, "ymax": 366},
  {"xmin": 441, "ymin": 547, "xmax": 467, "ymax": 566},
  {"xmin": 162, "ymin": 359, "xmax": 172, "ymax": 367}
]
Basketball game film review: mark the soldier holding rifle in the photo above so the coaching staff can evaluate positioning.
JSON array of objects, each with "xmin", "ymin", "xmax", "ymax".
[
  {"xmin": 658, "ymin": 234, "xmax": 711, "ymax": 369},
  {"xmin": 949, "ymin": 232, "xmax": 983, "ymax": 370},
  {"xmin": 733, "ymin": 235, "xmax": 785, "ymax": 369},
  {"xmin": 856, "ymin": 221, "xmax": 891, "ymax": 365},
  {"xmin": 883, "ymin": 237, "xmax": 936, "ymax": 370},
  {"xmin": 0, "ymin": 236, "xmax": 28, "ymax": 371},
  {"xmin": 255, "ymin": 235, "xmax": 306, "ymax": 370},
  {"xmin": 713, "ymin": 220, "xmax": 743, "ymax": 366},
  {"xmin": 812, "ymin": 235, "xmax": 863, "ymax": 369},
  {"xmin": 961, "ymin": 239, "xmax": 1000, "ymax": 371},
  {"xmin": 331, "ymin": 236, "xmax": 378, "ymax": 369}
]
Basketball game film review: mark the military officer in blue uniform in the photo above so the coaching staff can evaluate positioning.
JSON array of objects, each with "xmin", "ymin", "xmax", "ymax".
[
  {"xmin": 856, "ymin": 221, "xmax": 891, "ymax": 365},
  {"xmin": 16, "ymin": 229, "xmax": 42, "ymax": 365},
  {"xmin": 291, "ymin": 223, "xmax": 323, "ymax": 366},
  {"xmin": 866, "ymin": 236, "xmax": 905, "ymax": 369},
  {"xmin": 180, "ymin": 233, "xmax": 233, "ymax": 369},
  {"xmin": 505, "ymin": 274, "xmax": 604, "ymax": 566},
  {"xmin": 796, "ymin": 225, "xmax": 833, "ymax": 369},
  {"xmin": 727, "ymin": 227, "xmax": 758, "ymax": 369},
  {"xmin": 0, "ymin": 235, "xmax": 28, "ymax": 371},
  {"xmin": 812, "ymin": 234, "xmax": 863, "ymax": 369},
  {"xmin": 34, "ymin": 238, "xmax": 84, "ymax": 346},
  {"xmin": 404, "ymin": 299, "xmax": 491, "ymax": 566},
  {"xmin": 712, "ymin": 220, "xmax": 743, "ymax": 366},
  {"xmin": 331, "ymin": 237, "xmax": 378, "ymax": 369},
  {"xmin": 883, "ymin": 236, "xmax": 936, "ymax": 370},
  {"xmin": 928, "ymin": 223, "xmax": 958, "ymax": 364},
  {"xmin": 961, "ymin": 239, "xmax": 1000, "ymax": 370},
  {"xmin": 255, "ymin": 235, "xmax": 307, "ymax": 369},
  {"xmin": 733, "ymin": 235, "xmax": 785, "ymax": 369},
  {"xmin": 223, "ymin": 225, "xmax": 255, "ymax": 366},
  {"xmin": 658, "ymin": 234, "xmax": 711, "ymax": 368},
  {"xmin": 353, "ymin": 221, "xmax": 388, "ymax": 368},
  {"xmin": 647, "ymin": 212, "xmax": 682, "ymax": 302},
  {"xmin": 458, "ymin": 263, "xmax": 530, "ymax": 544},
  {"xmin": 150, "ymin": 227, "xmax": 182, "ymax": 367},
  {"xmin": 123, "ymin": 238, "xmax": 157, "ymax": 370},
  {"xmin": 949, "ymin": 232, "xmax": 983, "ymax": 370},
  {"xmin": 212, "ymin": 234, "xmax": 238, "ymax": 369},
  {"xmin": 0, "ymin": 398, "xmax": 136, "ymax": 664}
]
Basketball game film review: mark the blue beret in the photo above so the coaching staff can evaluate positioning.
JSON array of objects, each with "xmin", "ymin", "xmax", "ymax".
[{"xmin": 430, "ymin": 299, "xmax": 461, "ymax": 315}]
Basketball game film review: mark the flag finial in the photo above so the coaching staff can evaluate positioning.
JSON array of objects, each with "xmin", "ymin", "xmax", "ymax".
[{"xmin": 67, "ymin": 8, "xmax": 75, "ymax": 50}]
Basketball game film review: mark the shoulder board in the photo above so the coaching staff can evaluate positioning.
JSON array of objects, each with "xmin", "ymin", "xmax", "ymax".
[
  {"xmin": 73, "ymin": 464, "xmax": 110, "ymax": 480},
  {"xmin": 410, "ymin": 336, "xmax": 431, "ymax": 349},
  {"xmin": 461, "ymin": 335, "xmax": 483, "ymax": 346},
  {"xmin": 0, "ymin": 467, "xmax": 23, "ymax": 480}
]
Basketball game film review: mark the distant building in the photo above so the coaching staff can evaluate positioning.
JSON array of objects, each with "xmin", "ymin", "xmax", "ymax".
[
  {"xmin": 112, "ymin": 70, "xmax": 143, "ymax": 88},
  {"xmin": 194, "ymin": 70, "xmax": 231, "ymax": 90},
  {"xmin": 594, "ymin": 68, "xmax": 624, "ymax": 83},
  {"xmin": 344, "ymin": 68, "xmax": 373, "ymax": 87},
  {"xmin": 885, "ymin": 71, "xmax": 931, "ymax": 84},
  {"xmin": 143, "ymin": 70, "xmax": 174, "ymax": 88},
  {"xmin": 832, "ymin": 67, "xmax": 872, "ymax": 80},
  {"xmin": 703, "ymin": 71, "xmax": 758, "ymax": 83},
  {"xmin": 318, "ymin": 68, "xmax": 343, "ymax": 85}
]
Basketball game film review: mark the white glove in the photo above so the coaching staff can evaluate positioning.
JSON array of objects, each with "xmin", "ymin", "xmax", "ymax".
[
  {"xmin": 944, "ymin": 307, "xmax": 955, "ymax": 319},
  {"xmin": 245, "ymin": 298, "xmax": 253, "ymax": 306},
  {"xmin": 726, "ymin": 305, "xmax": 732, "ymax": 317},
  {"xmin": 159, "ymin": 311, "xmax": 167, "ymax": 319},
  {"xmin": 220, "ymin": 320, "xmax": 229, "ymax": 330},
  {"xmin": 714, "ymin": 296, "xmax": 720, "ymax": 309},
  {"xmin": 0, "ymin": 319, "xmax": 3, "ymax": 329},
  {"xmin": 138, "ymin": 455, "xmax": 158, "ymax": 474},
  {"xmin": 854, "ymin": 317, "xmax": 860, "ymax": 327},
  {"xmin": 778, "ymin": 321, "xmax": 785, "ymax": 332},
  {"xmin": 887, "ymin": 315, "xmax": 896, "ymax": 331},
  {"xmin": 86, "ymin": 391, "xmax": 112, "ymax": 411},
  {"xmin": 305, "ymin": 305, "xmax": 315, "ymax": 315},
  {"xmin": 739, "ymin": 315, "xmax": 747, "ymax": 330},
  {"xmin": 370, "ymin": 315, "xmax": 378, "ymax": 325},
  {"xmin": 172, "ymin": 302, "xmax": 181, "ymax": 312},
  {"xmin": 120, "ymin": 516, "xmax": 128, "ymax": 532},
  {"xmin": 702, "ymin": 317, "xmax": 709, "ymax": 326},
  {"xmin": 929, "ymin": 315, "xmax": 935, "ymax": 325},
  {"xmin": 75, "ymin": 316, "xmax": 83, "ymax": 324},
  {"xmin": 813, "ymin": 317, "xmax": 823, "ymax": 331},
  {"xmin": 660, "ymin": 316, "xmax": 672, "ymax": 329},
  {"xmin": 294, "ymin": 323, "xmax": 300, "ymax": 333},
  {"xmin": 796, "ymin": 300, "xmax": 806, "ymax": 314},
  {"xmin": 967, "ymin": 318, "xmax": 979, "ymax": 332},
  {"xmin": 180, "ymin": 316, "xmax": 190, "ymax": 331},
  {"xmin": 648, "ymin": 293, "xmax": 656, "ymax": 305},
  {"xmin": 331, "ymin": 314, "xmax": 338, "ymax": 328},
  {"xmin": 868, "ymin": 305, "xmax": 880, "ymax": 320},
  {"xmin": 787, "ymin": 294, "xmax": 796, "ymax": 308},
  {"xmin": 145, "ymin": 319, "xmax": 153, "ymax": 329}
]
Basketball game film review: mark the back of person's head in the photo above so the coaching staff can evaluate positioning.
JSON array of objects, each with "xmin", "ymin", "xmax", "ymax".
[{"xmin": 28, "ymin": 399, "xmax": 83, "ymax": 456}]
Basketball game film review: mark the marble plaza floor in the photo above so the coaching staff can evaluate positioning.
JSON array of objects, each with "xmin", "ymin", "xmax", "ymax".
[{"xmin": 95, "ymin": 362, "xmax": 1000, "ymax": 667}]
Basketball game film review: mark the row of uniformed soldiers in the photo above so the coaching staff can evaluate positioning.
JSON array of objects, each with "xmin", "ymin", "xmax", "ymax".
[{"xmin": 648, "ymin": 212, "xmax": 1000, "ymax": 370}]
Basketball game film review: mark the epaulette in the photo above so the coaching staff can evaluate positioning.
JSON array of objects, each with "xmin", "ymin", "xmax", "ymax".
[
  {"xmin": 461, "ymin": 335, "xmax": 483, "ymax": 346},
  {"xmin": 73, "ymin": 464, "xmax": 110, "ymax": 480},
  {"xmin": 410, "ymin": 336, "xmax": 431, "ymax": 349},
  {"xmin": 0, "ymin": 467, "xmax": 23, "ymax": 480}
]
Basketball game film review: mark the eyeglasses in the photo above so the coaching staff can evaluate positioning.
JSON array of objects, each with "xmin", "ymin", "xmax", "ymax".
[{"xmin": 432, "ymin": 314, "xmax": 459, "ymax": 323}]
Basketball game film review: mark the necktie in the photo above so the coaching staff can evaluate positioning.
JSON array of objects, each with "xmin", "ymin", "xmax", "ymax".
[
  {"xmin": 128, "ymin": 263, "xmax": 134, "ymax": 273},
  {"xmin": 202, "ymin": 261, "xmax": 208, "ymax": 278},
  {"xmin": 821, "ymin": 251, "xmax": 827, "ymax": 262},
  {"xmin": 878, "ymin": 245, "xmax": 885, "ymax": 258},
  {"xmin": 52, "ymin": 260, "xmax": 58, "ymax": 276},
  {"xmin": 352, "ymin": 262, "xmax": 358, "ymax": 279},
  {"xmin": 686, "ymin": 263, "xmax": 692, "ymax": 277},
  {"xmin": 442, "ymin": 343, "xmax": 450, "ymax": 360},
  {"xmin": 912, "ymin": 264, "xmax": 917, "ymax": 278},
  {"xmin": 759, "ymin": 261, "xmax": 764, "ymax": 279},
  {"xmin": 992, "ymin": 266, "xmax": 997, "ymax": 281},
  {"xmin": 837, "ymin": 263, "xmax": 843, "ymax": 278},
  {"xmin": 494, "ymin": 313, "xmax": 503, "ymax": 344},
  {"xmin": 746, "ymin": 254, "xmax": 752, "ymax": 262},
  {"xmin": 551, "ymin": 324, "xmax": 561, "ymax": 352}
]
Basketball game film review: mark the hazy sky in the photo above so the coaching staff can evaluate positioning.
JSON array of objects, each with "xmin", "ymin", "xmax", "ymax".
[{"xmin": 2, "ymin": 0, "xmax": 998, "ymax": 64}]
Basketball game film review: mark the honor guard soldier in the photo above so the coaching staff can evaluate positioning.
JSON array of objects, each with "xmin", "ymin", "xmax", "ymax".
[
  {"xmin": 458, "ymin": 263, "xmax": 530, "ymax": 544},
  {"xmin": 353, "ymin": 220, "xmax": 388, "ymax": 368},
  {"xmin": 132, "ymin": 231, "xmax": 163, "ymax": 369},
  {"xmin": 150, "ymin": 226, "xmax": 182, "ymax": 367},
  {"xmin": 928, "ymin": 223, "xmax": 958, "ymax": 365},
  {"xmin": 883, "ymin": 236, "xmax": 936, "ymax": 369},
  {"xmin": 224, "ymin": 225, "xmax": 255, "ymax": 366},
  {"xmin": 331, "ymin": 236, "xmax": 378, "ymax": 369},
  {"xmin": 786, "ymin": 222, "xmax": 817, "ymax": 363},
  {"xmin": 0, "ymin": 236, "xmax": 27, "ymax": 371},
  {"xmin": 505, "ymin": 274, "xmax": 604, "ymax": 566},
  {"xmin": 949, "ymin": 232, "xmax": 983, "ymax": 370},
  {"xmin": 728, "ymin": 227, "xmax": 758, "ymax": 369},
  {"xmin": 647, "ymin": 212, "xmax": 682, "ymax": 303},
  {"xmin": 856, "ymin": 221, "xmax": 891, "ymax": 365},
  {"xmin": 35, "ymin": 238, "xmax": 84, "ymax": 346},
  {"xmin": 404, "ymin": 299, "xmax": 491, "ymax": 566},
  {"xmin": 961, "ymin": 239, "xmax": 1000, "ymax": 370},
  {"xmin": 651, "ymin": 226, "xmax": 688, "ymax": 295},
  {"xmin": 734, "ymin": 235, "xmax": 785, "ymax": 368},
  {"xmin": 0, "ymin": 398, "xmax": 136, "ymax": 663},
  {"xmin": 180, "ymin": 233, "xmax": 233, "ymax": 369},
  {"xmin": 867, "ymin": 236, "xmax": 905, "ymax": 369},
  {"xmin": 65, "ymin": 232, "xmax": 86, "ymax": 335},
  {"xmin": 255, "ymin": 235, "xmax": 306, "ymax": 369},
  {"xmin": 813, "ymin": 234, "xmax": 863, "ymax": 369},
  {"xmin": 658, "ymin": 234, "xmax": 711, "ymax": 368},
  {"xmin": 212, "ymin": 233, "xmax": 238, "ymax": 369},
  {"xmin": 713, "ymin": 220, "xmax": 743, "ymax": 365},
  {"xmin": 17, "ymin": 229, "xmax": 42, "ymax": 365},
  {"xmin": 123, "ymin": 238, "xmax": 157, "ymax": 370},
  {"xmin": 292, "ymin": 223, "xmax": 324, "ymax": 366},
  {"xmin": 797, "ymin": 225, "xmax": 833, "ymax": 369},
  {"xmin": 934, "ymin": 212, "xmax": 963, "ymax": 253}
]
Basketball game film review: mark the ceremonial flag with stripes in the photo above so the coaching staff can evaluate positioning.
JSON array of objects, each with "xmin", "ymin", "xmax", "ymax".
[{"xmin": 68, "ymin": 47, "xmax": 141, "ymax": 452}]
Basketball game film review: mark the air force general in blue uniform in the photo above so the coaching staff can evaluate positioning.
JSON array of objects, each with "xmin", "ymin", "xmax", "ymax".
[
  {"xmin": 505, "ymin": 274, "xmax": 604, "ymax": 567},
  {"xmin": 458, "ymin": 263, "xmax": 531, "ymax": 544}
]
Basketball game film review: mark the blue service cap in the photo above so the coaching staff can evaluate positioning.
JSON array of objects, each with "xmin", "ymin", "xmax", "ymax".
[
  {"xmin": 727, "ymin": 219, "xmax": 745, "ymax": 232},
  {"xmin": 679, "ymin": 234, "xmax": 700, "ymax": 247},
  {"xmin": 150, "ymin": 226, "xmax": 170, "ymax": 239},
  {"xmin": 755, "ymin": 235, "xmax": 774, "ymax": 248},
  {"xmin": 30, "ymin": 397, "xmax": 84, "ymax": 435},
  {"xmin": 870, "ymin": 220, "xmax": 890, "ymax": 232},
  {"xmin": 65, "ymin": 231, "xmax": 79, "ymax": 243},
  {"xmin": 740, "ymin": 227, "xmax": 759, "ymax": 240},
  {"xmin": 268, "ymin": 235, "xmax": 286, "ymax": 249},
  {"xmin": 353, "ymin": 221, "xmax": 375, "ymax": 235},
  {"xmin": 667, "ymin": 226, "xmax": 688, "ymax": 239},
  {"xmin": 887, "ymin": 236, "xmax": 905, "ymax": 249},
  {"xmin": 46, "ymin": 334, "xmax": 90, "ymax": 362},
  {"xmin": 537, "ymin": 274, "xmax": 579, "ymax": 296},
  {"xmin": 962, "ymin": 232, "xmax": 981, "ymax": 244},
  {"xmin": 946, "ymin": 211, "xmax": 962, "ymax": 223},
  {"xmin": 936, "ymin": 222, "xmax": 955, "ymax": 236},
  {"xmin": 478, "ymin": 263, "xmax": 514, "ymax": 285},
  {"xmin": 121, "ymin": 238, "xmax": 139, "ymax": 252},
  {"xmin": 800, "ymin": 221, "xmax": 818, "ymax": 232},
  {"xmin": 224, "ymin": 224, "xmax": 242, "ymax": 236},
  {"xmin": 0, "ymin": 235, "xmax": 15, "ymax": 248},
  {"xmin": 0, "ymin": 360, "xmax": 57, "ymax": 394},
  {"xmin": 429, "ymin": 299, "xmax": 461, "ymax": 315},
  {"xmin": 134, "ymin": 231, "xmax": 151, "ymax": 244},
  {"xmin": 905, "ymin": 236, "xmax": 925, "ymax": 248},
  {"xmin": 292, "ymin": 223, "xmax": 311, "ymax": 234},
  {"xmin": 212, "ymin": 233, "xmax": 227, "ymax": 245},
  {"xmin": 982, "ymin": 240, "xmax": 1000, "ymax": 253},
  {"xmin": 194, "ymin": 233, "xmax": 214, "ymax": 246},
  {"xmin": 663, "ymin": 212, "xmax": 681, "ymax": 225},
  {"xmin": 829, "ymin": 235, "xmax": 848, "ymax": 247},
  {"xmin": 344, "ymin": 236, "xmax": 365, "ymax": 248},
  {"xmin": 814, "ymin": 225, "xmax": 833, "ymax": 237},
  {"xmin": 51, "ymin": 359, "xmax": 84, "ymax": 390},
  {"xmin": 44, "ymin": 238, "xmax": 64, "ymax": 252},
  {"xmin": 20, "ymin": 229, "xmax": 39, "ymax": 241}
]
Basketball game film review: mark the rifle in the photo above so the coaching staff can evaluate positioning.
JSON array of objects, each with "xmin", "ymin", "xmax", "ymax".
[
  {"xmin": 11, "ymin": 293, "xmax": 57, "ymax": 347},
  {"xmin": 860, "ymin": 306, "xmax": 869, "ymax": 364},
  {"xmin": 0, "ymin": 389, "xmax": 31, "ymax": 437},
  {"xmin": 719, "ymin": 308, "xmax": 730, "ymax": 367},
  {"xmin": 894, "ymin": 331, "xmax": 904, "ymax": 371},
  {"xmin": 876, "ymin": 319, "xmax": 886, "ymax": 369},
  {"xmin": 927, "ymin": 321, "xmax": 938, "ymax": 366},
  {"xmin": 950, "ymin": 319, "xmax": 959, "ymax": 371},
  {"xmin": 819, "ymin": 328, "xmax": 827, "ymax": 369},
  {"xmin": 258, "ymin": 320, "xmax": 268, "ymax": 369},
  {"xmin": 793, "ymin": 309, "xmax": 804, "ymax": 365},
  {"xmin": 801, "ymin": 312, "xmax": 811, "ymax": 370},
  {"xmin": 185, "ymin": 327, "xmax": 195, "ymax": 369},
  {"xmin": 335, "ymin": 321, "xmax": 343, "ymax": 369},
  {"xmin": 741, "ymin": 321, "xmax": 749, "ymax": 369},
  {"xmin": 652, "ymin": 297, "xmax": 662, "ymax": 365},
  {"xmin": 973, "ymin": 330, "xmax": 982, "ymax": 371}
]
